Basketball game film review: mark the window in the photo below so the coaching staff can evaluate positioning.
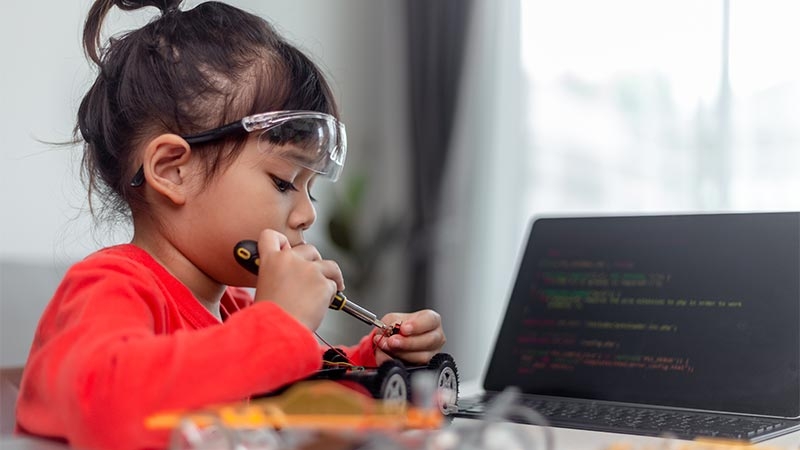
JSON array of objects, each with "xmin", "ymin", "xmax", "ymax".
[
  {"xmin": 521, "ymin": 0, "xmax": 800, "ymax": 216},
  {"xmin": 435, "ymin": 0, "xmax": 800, "ymax": 381}
]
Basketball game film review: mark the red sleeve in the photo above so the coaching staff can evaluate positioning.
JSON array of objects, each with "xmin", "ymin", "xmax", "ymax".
[
  {"xmin": 337, "ymin": 329, "xmax": 379, "ymax": 367},
  {"xmin": 16, "ymin": 257, "xmax": 320, "ymax": 450},
  {"xmin": 227, "ymin": 287, "xmax": 381, "ymax": 367},
  {"xmin": 223, "ymin": 285, "xmax": 255, "ymax": 312}
]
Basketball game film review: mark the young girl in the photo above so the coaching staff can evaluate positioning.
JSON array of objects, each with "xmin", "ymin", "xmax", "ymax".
[{"xmin": 15, "ymin": 1, "xmax": 446, "ymax": 449}]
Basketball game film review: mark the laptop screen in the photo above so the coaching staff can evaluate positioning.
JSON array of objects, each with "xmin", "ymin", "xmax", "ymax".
[{"xmin": 484, "ymin": 213, "xmax": 800, "ymax": 418}]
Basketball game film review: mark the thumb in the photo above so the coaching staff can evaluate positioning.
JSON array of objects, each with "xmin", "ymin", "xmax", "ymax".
[{"xmin": 257, "ymin": 229, "xmax": 291, "ymax": 254}]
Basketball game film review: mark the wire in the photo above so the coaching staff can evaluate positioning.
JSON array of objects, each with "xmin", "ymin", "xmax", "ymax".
[{"xmin": 315, "ymin": 331, "xmax": 357, "ymax": 367}]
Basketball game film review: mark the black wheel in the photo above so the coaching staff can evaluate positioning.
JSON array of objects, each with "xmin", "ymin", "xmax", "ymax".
[
  {"xmin": 322, "ymin": 348, "xmax": 349, "ymax": 367},
  {"xmin": 370, "ymin": 360, "xmax": 410, "ymax": 409},
  {"xmin": 427, "ymin": 353, "xmax": 460, "ymax": 415}
]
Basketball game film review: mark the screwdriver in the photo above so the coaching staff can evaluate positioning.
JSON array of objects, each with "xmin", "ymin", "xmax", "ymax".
[{"xmin": 233, "ymin": 240, "xmax": 392, "ymax": 333}]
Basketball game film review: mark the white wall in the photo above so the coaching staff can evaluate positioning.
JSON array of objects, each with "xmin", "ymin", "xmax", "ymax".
[{"xmin": 0, "ymin": 0, "xmax": 411, "ymax": 366}]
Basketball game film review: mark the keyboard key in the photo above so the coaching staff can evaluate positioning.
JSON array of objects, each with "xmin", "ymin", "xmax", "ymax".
[{"xmin": 455, "ymin": 396, "xmax": 800, "ymax": 442}]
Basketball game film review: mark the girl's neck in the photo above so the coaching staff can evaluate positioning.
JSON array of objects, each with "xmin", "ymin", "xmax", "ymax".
[{"xmin": 131, "ymin": 232, "xmax": 226, "ymax": 321}]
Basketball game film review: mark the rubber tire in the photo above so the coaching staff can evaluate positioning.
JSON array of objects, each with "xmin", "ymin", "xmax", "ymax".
[
  {"xmin": 370, "ymin": 360, "xmax": 410, "ymax": 408},
  {"xmin": 427, "ymin": 353, "xmax": 460, "ymax": 415}
]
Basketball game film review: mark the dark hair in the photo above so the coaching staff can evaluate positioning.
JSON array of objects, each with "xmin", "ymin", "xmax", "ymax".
[{"xmin": 79, "ymin": 0, "xmax": 339, "ymax": 219}]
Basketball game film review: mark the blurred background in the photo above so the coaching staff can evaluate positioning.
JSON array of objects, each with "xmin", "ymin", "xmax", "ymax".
[{"xmin": 2, "ymin": 0, "xmax": 800, "ymax": 385}]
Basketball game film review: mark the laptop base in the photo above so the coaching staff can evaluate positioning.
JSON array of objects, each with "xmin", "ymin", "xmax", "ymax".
[{"xmin": 455, "ymin": 393, "xmax": 800, "ymax": 443}]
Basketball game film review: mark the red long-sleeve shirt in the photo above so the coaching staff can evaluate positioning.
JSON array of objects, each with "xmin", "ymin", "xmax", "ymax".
[{"xmin": 16, "ymin": 244, "xmax": 377, "ymax": 449}]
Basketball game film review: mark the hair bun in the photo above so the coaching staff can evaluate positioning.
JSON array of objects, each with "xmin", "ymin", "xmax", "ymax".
[
  {"xmin": 115, "ymin": 0, "xmax": 182, "ymax": 14},
  {"xmin": 83, "ymin": 0, "xmax": 183, "ymax": 65}
]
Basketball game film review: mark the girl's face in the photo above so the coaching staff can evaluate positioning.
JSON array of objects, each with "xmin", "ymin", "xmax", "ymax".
[{"xmin": 174, "ymin": 137, "xmax": 318, "ymax": 287}]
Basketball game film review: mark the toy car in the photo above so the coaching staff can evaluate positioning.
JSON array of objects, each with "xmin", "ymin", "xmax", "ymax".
[
  {"xmin": 315, "ymin": 349, "xmax": 460, "ymax": 416},
  {"xmin": 146, "ymin": 353, "xmax": 460, "ymax": 436}
]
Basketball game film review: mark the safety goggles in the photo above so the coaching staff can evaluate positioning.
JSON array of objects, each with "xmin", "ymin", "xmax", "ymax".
[{"xmin": 130, "ymin": 110, "xmax": 347, "ymax": 186}]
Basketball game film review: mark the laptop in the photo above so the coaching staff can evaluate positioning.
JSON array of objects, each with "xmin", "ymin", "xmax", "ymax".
[{"xmin": 455, "ymin": 212, "xmax": 800, "ymax": 442}]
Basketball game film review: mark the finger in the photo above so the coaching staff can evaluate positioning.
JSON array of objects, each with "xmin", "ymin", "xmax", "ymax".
[
  {"xmin": 384, "ymin": 350, "xmax": 439, "ymax": 366},
  {"xmin": 326, "ymin": 279, "xmax": 339, "ymax": 301},
  {"xmin": 398, "ymin": 309, "xmax": 441, "ymax": 336},
  {"xmin": 379, "ymin": 313, "xmax": 410, "ymax": 331},
  {"xmin": 373, "ymin": 326, "xmax": 446, "ymax": 354},
  {"xmin": 385, "ymin": 328, "xmax": 446, "ymax": 353},
  {"xmin": 257, "ymin": 229, "xmax": 291, "ymax": 253},
  {"xmin": 380, "ymin": 310, "xmax": 441, "ymax": 336},
  {"xmin": 318, "ymin": 260, "xmax": 345, "ymax": 291},
  {"xmin": 291, "ymin": 243, "xmax": 323, "ymax": 262},
  {"xmin": 391, "ymin": 349, "xmax": 438, "ymax": 366},
  {"xmin": 369, "ymin": 329, "xmax": 401, "ymax": 364}
]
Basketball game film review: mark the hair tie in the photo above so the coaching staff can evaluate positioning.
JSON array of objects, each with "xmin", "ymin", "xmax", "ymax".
[{"xmin": 163, "ymin": 4, "xmax": 180, "ymax": 16}]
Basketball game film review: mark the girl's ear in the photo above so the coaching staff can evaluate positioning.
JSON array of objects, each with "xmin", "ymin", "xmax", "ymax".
[{"xmin": 141, "ymin": 134, "xmax": 194, "ymax": 206}]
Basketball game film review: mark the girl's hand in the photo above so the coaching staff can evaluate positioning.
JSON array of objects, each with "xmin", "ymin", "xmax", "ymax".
[
  {"xmin": 373, "ymin": 309, "xmax": 446, "ymax": 365},
  {"xmin": 253, "ymin": 229, "xmax": 343, "ymax": 331}
]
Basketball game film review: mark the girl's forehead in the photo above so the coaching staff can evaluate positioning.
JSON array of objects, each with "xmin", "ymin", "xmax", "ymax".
[
  {"xmin": 240, "ymin": 143, "xmax": 316, "ymax": 177},
  {"xmin": 270, "ymin": 144, "xmax": 320, "ymax": 167}
]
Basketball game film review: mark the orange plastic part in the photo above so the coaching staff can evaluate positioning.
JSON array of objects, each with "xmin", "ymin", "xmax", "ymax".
[{"xmin": 146, "ymin": 380, "xmax": 443, "ymax": 432}]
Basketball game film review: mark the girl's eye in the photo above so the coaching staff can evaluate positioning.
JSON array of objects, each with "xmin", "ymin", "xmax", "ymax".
[{"xmin": 271, "ymin": 176, "xmax": 296, "ymax": 193}]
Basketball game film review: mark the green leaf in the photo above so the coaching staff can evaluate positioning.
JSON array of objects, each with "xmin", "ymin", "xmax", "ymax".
[{"xmin": 345, "ymin": 174, "xmax": 368, "ymax": 211}]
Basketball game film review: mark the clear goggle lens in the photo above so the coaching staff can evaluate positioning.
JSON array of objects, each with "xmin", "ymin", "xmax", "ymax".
[{"xmin": 248, "ymin": 114, "xmax": 347, "ymax": 182}]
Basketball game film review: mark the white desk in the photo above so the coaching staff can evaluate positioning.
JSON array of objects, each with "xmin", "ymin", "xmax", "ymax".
[
  {"xmin": 2, "ymin": 426, "xmax": 799, "ymax": 450},
  {"xmin": 0, "ymin": 436, "xmax": 70, "ymax": 450},
  {"xmin": 449, "ymin": 419, "xmax": 800, "ymax": 449}
]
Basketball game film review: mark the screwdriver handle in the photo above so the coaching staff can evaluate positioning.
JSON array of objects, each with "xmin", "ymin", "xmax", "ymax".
[
  {"xmin": 235, "ymin": 239, "xmax": 344, "ymax": 311},
  {"xmin": 234, "ymin": 239, "xmax": 262, "ymax": 276}
]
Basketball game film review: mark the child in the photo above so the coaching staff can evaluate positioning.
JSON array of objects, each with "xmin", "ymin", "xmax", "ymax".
[{"xmin": 15, "ymin": 1, "xmax": 446, "ymax": 449}]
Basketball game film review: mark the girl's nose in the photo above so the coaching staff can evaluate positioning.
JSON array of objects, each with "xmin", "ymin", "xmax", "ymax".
[{"xmin": 289, "ymin": 193, "xmax": 316, "ymax": 231}]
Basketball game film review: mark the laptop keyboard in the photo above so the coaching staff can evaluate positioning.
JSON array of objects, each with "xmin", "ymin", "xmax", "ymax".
[{"xmin": 456, "ymin": 395, "xmax": 800, "ymax": 442}]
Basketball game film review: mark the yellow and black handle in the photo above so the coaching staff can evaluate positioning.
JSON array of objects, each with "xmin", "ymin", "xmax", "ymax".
[{"xmin": 234, "ymin": 239, "xmax": 261, "ymax": 276}]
